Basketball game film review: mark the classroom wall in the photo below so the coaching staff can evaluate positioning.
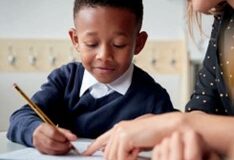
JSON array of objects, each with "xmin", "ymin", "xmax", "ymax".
[
  {"xmin": 0, "ymin": 0, "xmax": 185, "ymax": 39},
  {"xmin": 0, "ymin": 0, "xmax": 214, "ymax": 59},
  {"xmin": 0, "ymin": 0, "xmax": 213, "ymax": 59},
  {"xmin": 0, "ymin": 0, "xmax": 213, "ymax": 131}
]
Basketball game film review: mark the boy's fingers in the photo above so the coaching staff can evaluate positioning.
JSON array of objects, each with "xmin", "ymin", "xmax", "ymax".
[
  {"xmin": 33, "ymin": 126, "xmax": 72, "ymax": 155},
  {"xmin": 58, "ymin": 128, "xmax": 78, "ymax": 141},
  {"xmin": 83, "ymin": 130, "xmax": 111, "ymax": 155}
]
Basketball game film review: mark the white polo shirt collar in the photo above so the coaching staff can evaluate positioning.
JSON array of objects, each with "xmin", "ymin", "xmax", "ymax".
[{"xmin": 80, "ymin": 64, "xmax": 134, "ymax": 98}]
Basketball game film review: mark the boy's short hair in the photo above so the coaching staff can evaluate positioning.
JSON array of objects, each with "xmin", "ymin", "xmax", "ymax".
[{"xmin": 73, "ymin": 0, "xmax": 143, "ymax": 29}]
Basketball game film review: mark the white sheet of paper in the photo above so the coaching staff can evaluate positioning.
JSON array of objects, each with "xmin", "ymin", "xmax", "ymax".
[
  {"xmin": 0, "ymin": 139, "xmax": 151, "ymax": 160},
  {"xmin": 0, "ymin": 140, "xmax": 103, "ymax": 160},
  {"xmin": 71, "ymin": 139, "xmax": 99, "ymax": 154}
]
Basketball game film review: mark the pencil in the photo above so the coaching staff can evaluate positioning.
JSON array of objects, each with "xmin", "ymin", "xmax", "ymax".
[
  {"xmin": 13, "ymin": 83, "xmax": 56, "ymax": 127},
  {"xmin": 13, "ymin": 83, "xmax": 79, "ymax": 154}
]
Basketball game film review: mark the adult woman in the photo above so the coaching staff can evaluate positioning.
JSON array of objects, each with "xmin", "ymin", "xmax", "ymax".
[{"xmin": 84, "ymin": 0, "xmax": 234, "ymax": 159}]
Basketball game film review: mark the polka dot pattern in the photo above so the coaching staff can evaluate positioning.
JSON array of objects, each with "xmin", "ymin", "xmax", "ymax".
[{"xmin": 185, "ymin": 8, "xmax": 234, "ymax": 115}]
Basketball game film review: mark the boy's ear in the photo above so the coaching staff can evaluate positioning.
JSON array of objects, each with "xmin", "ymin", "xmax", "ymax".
[
  {"xmin": 134, "ymin": 31, "xmax": 148, "ymax": 55},
  {"xmin": 69, "ymin": 28, "xmax": 79, "ymax": 49}
]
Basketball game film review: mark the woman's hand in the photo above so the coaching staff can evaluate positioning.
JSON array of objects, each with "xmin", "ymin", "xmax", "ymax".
[
  {"xmin": 32, "ymin": 123, "xmax": 77, "ymax": 155},
  {"xmin": 152, "ymin": 129, "xmax": 221, "ymax": 160},
  {"xmin": 83, "ymin": 112, "xmax": 184, "ymax": 160},
  {"xmin": 153, "ymin": 130, "xmax": 204, "ymax": 160}
]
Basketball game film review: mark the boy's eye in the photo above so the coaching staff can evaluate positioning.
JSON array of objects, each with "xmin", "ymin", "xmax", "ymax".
[
  {"xmin": 85, "ymin": 42, "xmax": 98, "ymax": 48},
  {"xmin": 113, "ymin": 44, "xmax": 127, "ymax": 48}
]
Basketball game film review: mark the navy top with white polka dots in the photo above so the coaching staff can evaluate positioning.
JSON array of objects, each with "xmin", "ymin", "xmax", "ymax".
[{"xmin": 185, "ymin": 5, "xmax": 234, "ymax": 115}]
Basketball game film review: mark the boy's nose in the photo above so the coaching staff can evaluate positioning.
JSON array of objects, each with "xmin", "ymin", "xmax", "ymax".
[{"xmin": 96, "ymin": 45, "xmax": 113, "ymax": 61}]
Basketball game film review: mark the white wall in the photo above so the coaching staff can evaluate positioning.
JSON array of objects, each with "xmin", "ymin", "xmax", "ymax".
[
  {"xmin": 187, "ymin": 15, "xmax": 214, "ymax": 61},
  {"xmin": 0, "ymin": 0, "xmax": 186, "ymax": 39},
  {"xmin": 143, "ymin": 0, "xmax": 185, "ymax": 40},
  {"xmin": 0, "ymin": 0, "xmax": 214, "ymax": 131},
  {"xmin": 0, "ymin": 73, "xmax": 47, "ymax": 131},
  {"xmin": 0, "ymin": 0, "xmax": 212, "ymax": 59},
  {"xmin": 0, "ymin": 0, "xmax": 73, "ymax": 39}
]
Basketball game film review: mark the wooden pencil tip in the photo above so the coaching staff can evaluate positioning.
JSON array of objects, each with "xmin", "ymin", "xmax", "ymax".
[{"xmin": 13, "ymin": 83, "xmax": 17, "ymax": 88}]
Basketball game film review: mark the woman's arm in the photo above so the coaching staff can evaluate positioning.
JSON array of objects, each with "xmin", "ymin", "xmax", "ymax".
[
  {"xmin": 152, "ymin": 128, "xmax": 221, "ymax": 160},
  {"xmin": 185, "ymin": 111, "xmax": 234, "ymax": 155},
  {"xmin": 83, "ymin": 112, "xmax": 185, "ymax": 159},
  {"xmin": 151, "ymin": 112, "xmax": 234, "ymax": 159},
  {"xmin": 84, "ymin": 112, "xmax": 234, "ymax": 159}
]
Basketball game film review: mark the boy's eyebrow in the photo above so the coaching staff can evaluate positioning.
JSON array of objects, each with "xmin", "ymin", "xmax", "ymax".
[
  {"xmin": 113, "ymin": 31, "xmax": 129, "ymax": 37},
  {"xmin": 84, "ymin": 31, "xmax": 129, "ymax": 37},
  {"xmin": 84, "ymin": 32, "xmax": 98, "ymax": 36}
]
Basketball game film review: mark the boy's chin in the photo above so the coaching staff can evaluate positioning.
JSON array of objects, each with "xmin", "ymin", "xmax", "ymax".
[
  {"xmin": 95, "ymin": 78, "xmax": 114, "ymax": 84},
  {"xmin": 95, "ymin": 76, "xmax": 117, "ymax": 84}
]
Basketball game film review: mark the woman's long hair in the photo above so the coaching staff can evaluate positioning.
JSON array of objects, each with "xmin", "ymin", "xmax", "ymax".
[{"xmin": 186, "ymin": 0, "xmax": 227, "ymax": 39}]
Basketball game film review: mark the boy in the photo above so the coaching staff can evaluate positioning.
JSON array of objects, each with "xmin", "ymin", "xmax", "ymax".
[{"xmin": 7, "ymin": 0, "xmax": 175, "ymax": 155}]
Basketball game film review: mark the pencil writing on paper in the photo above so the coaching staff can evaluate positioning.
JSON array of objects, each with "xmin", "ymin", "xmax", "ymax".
[{"xmin": 13, "ymin": 83, "xmax": 79, "ymax": 154}]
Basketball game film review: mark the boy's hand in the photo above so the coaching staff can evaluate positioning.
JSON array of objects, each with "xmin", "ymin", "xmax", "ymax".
[{"xmin": 32, "ymin": 123, "xmax": 77, "ymax": 155}]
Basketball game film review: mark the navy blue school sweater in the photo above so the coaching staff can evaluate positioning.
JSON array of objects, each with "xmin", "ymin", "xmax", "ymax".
[{"xmin": 7, "ymin": 62, "xmax": 175, "ymax": 147}]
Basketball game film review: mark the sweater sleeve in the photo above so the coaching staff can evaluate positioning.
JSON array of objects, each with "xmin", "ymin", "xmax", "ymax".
[
  {"xmin": 7, "ymin": 64, "xmax": 70, "ymax": 147},
  {"xmin": 152, "ymin": 87, "xmax": 177, "ymax": 113}
]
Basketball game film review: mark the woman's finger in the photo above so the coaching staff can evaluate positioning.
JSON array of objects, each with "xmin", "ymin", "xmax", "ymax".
[{"xmin": 83, "ymin": 129, "xmax": 111, "ymax": 155}]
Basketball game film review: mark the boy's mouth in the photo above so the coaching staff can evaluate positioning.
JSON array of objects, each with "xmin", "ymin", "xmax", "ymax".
[{"xmin": 94, "ymin": 66, "xmax": 115, "ymax": 73}]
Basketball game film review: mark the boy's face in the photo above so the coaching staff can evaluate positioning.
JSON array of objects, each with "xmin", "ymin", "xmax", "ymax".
[{"xmin": 69, "ymin": 6, "xmax": 147, "ymax": 83}]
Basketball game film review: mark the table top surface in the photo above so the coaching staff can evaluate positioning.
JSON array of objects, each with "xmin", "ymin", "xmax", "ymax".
[
  {"xmin": 0, "ymin": 132, "xmax": 151, "ymax": 160},
  {"xmin": 0, "ymin": 132, "xmax": 26, "ymax": 154}
]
